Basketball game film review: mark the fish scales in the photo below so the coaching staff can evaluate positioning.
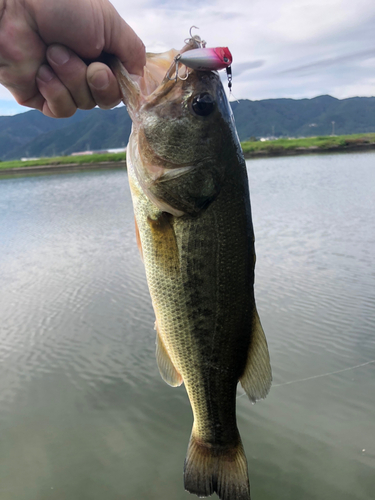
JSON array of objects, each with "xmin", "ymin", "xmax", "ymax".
[
  {"xmin": 132, "ymin": 152, "xmax": 253, "ymax": 440},
  {"xmin": 109, "ymin": 34, "xmax": 272, "ymax": 500}
]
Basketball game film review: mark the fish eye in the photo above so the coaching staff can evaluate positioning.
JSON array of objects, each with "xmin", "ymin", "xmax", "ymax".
[{"xmin": 191, "ymin": 93, "xmax": 215, "ymax": 117}]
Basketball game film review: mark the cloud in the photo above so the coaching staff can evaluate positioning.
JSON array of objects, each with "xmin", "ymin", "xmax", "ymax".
[
  {"xmin": 1, "ymin": 0, "xmax": 374, "ymax": 116},
  {"xmin": 111, "ymin": 0, "xmax": 375, "ymax": 99},
  {"xmin": 279, "ymin": 50, "xmax": 375, "ymax": 75},
  {"xmin": 233, "ymin": 60, "xmax": 265, "ymax": 77}
]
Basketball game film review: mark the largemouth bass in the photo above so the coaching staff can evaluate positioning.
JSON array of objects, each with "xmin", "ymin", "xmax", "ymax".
[{"xmin": 109, "ymin": 33, "xmax": 272, "ymax": 500}]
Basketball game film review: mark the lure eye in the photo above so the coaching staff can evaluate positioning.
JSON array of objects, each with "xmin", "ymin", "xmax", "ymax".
[{"xmin": 192, "ymin": 93, "xmax": 215, "ymax": 117}]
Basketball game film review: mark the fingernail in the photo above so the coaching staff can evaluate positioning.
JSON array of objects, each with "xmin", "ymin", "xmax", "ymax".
[
  {"xmin": 90, "ymin": 69, "xmax": 110, "ymax": 90},
  {"xmin": 131, "ymin": 64, "xmax": 145, "ymax": 78},
  {"xmin": 48, "ymin": 45, "xmax": 70, "ymax": 66},
  {"xmin": 37, "ymin": 65, "xmax": 54, "ymax": 83}
]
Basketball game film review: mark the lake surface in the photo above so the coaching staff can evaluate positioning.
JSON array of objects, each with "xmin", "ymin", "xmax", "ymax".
[{"xmin": 0, "ymin": 152, "xmax": 374, "ymax": 500}]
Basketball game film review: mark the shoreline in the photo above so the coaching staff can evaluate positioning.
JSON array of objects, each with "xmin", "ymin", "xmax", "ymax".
[
  {"xmin": 243, "ymin": 141, "xmax": 375, "ymax": 158},
  {"xmin": 0, "ymin": 160, "xmax": 126, "ymax": 176},
  {"xmin": 1, "ymin": 142, "xmax": 375, "ymax": 176}
]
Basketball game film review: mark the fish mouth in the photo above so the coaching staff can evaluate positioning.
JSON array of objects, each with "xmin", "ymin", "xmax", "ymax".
[
  {"xmin": 108, "ymin": 36, "xmax": 204, "ymax": 121},
  {"xmin": 133, "ymin": 35, "xmax": 203, "ymax": 98},
  {"xmin": 129, "ymin": 49, "xmax": 180, "ymax": 98}
]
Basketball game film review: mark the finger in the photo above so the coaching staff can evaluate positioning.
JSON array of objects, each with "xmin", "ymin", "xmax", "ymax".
[
  {"xmin": 36, "ymin": 64, "xmax": 77, "ymax": 118},
  {"xmin": 106, "ymin": 18, "xmax": 146, "ymax": 77},
  {"xmin": 47, "ymin": 44, "xmax": 95, "ymax": 110},
  {"xmin": 86, "ymin": 62, "xmax": 122, "ymax": 109}
]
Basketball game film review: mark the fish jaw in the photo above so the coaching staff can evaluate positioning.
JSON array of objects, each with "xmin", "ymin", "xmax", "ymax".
[
  {"xmin": 108, "ymin": 56, "xmax": 143, "ymax": 125},
  {"xmin": 108, "ymin": 49, "xmax": 180, "ymax": 125}
]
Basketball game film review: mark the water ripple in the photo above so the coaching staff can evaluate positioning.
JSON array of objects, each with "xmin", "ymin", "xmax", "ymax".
[{"xmin": 0, "ymin": 157, "xmax": 374, "ymax": 500}]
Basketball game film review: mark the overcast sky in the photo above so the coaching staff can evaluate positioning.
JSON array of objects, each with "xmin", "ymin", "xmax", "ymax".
[{"xmin": 1, "ymin": 0, "xmax": 375, "ymax": 115}]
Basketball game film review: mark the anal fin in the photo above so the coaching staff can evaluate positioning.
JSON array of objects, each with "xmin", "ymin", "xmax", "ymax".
[
  {"xmin": 240, "ymin": 307, "xmax": 272, "ymax": 402},
  {"xmin": 155, "ymin": 323, "xmax": 183, "ymax": 387}
]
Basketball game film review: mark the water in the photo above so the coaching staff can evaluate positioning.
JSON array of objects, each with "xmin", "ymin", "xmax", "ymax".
[{"xmin": 0, "ymin": 153, "xmax": 374, "ymax": 500}]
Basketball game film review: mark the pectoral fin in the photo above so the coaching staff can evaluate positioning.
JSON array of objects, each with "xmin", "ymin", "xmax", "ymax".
[
  {"xmin": 240, "ymin": 308, "xmax": 272, "ymax": 402},
  {"xmin": 147, "ymin": 212, "xmax": 180, "ymax": 273},
  {"xmin": 155, "ymin": 323, "xmax": 183, "ymax": 387}
]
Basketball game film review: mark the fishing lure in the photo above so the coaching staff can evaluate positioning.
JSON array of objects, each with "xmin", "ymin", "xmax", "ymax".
[
  {"xmin": 167, "ymin": 27, "xmax": 234, "ymax": 91},
  {"xmin": 179, "ymin": 47, "xmax": 232, "ymax": 71}
]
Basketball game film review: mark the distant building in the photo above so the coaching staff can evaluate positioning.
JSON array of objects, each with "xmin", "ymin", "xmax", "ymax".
[
  {"xmin": 71, "ymin": 151, "xmax": 94, "ymax": 156},
  {"xmin": 107, "ymin": 147, "xmax": 127, "ymax": 154},
  {"xmin": 259, "ymin": 137, "xmax": 277, "ymax": 142},
  {"xmin": 71, "ymin": 147, "xmax": 126, "ymax": 156}
]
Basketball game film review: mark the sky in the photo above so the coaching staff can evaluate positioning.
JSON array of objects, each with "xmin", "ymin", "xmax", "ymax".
[{"xmin": 1, "ymin": 0, "xmax": 375, "ymax": 115}]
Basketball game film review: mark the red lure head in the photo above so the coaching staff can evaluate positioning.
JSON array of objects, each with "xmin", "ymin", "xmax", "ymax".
[{"xmin": 213, "ymin": 47, "xmax": 233, "ymax": 68}]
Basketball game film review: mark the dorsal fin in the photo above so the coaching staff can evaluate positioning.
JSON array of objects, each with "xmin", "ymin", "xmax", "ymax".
[{"xmin": 239, "ymin": 308, "xmax": 272, "ymax": 402}]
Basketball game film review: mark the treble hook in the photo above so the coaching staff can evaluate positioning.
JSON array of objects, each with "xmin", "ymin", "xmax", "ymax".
[
  {"xmin": 178, "ymin": 66, "xmax": 190, "ymax": 80},
  {"xmin": 166, "ymin": 55, "xmax": 190, "ymax": 82},
  {"xmin": 189, "ymin": 26, "xmax": 199, "ymax": 38},
  {"xmin": 184, "ymin": 26, "xmax": 206, "ymax": 48}
]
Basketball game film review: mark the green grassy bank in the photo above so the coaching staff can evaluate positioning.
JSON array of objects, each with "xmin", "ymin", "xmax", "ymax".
[
  {"xmin": 241, "ymin": 133, "xmax": 375, "ymax": 157},
  {"xmin": 0, "ymin": 152, "xmax": 126, "ymax": 170},
  {"xmin": 1, "ymin": 133, "xmax": 375, "ymax": 171}
]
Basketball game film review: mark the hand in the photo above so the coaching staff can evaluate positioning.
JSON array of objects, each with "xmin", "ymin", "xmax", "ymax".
[{"xmin": 0, "ymin": 0, "xmax": 145, "ymax": 117}]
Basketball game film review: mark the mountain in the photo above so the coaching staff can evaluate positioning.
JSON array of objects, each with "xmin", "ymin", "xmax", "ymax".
[
  {"xmin": 0, "ymin": 107, "xmax": 132, "ymax": 160},
  {"xmin": 230, "ymin": 95, "xmax": 375, "ymax": 138},
  {"xmin": 1, "ymin": 95, "xmax": 375, "ymax": 160}
]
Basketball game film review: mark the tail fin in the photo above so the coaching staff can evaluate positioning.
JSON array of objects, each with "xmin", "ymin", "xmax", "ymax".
[{"xmin": 184, "ymin": 433, "xmax": 251, "ymax": 500}]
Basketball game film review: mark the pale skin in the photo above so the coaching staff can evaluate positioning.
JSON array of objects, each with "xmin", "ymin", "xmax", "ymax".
[{"xmin": 0, "ymin": 0, "xmax": 146, "ymax": 118}]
